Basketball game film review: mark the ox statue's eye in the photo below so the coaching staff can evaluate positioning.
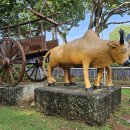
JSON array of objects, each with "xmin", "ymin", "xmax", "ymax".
[{"xmin": 121, "ymin": 48, "xmax": 127, "ymax": 53}]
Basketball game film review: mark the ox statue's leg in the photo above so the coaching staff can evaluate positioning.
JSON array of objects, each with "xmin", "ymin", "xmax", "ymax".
[
  {"xmin": 68, "ymin": 69, "xmax": 76, "ymax": 86},
  {"xmin": 94, "ymin": 68, "xmax": 104, "ymax": 89},
  {"xmin": 83, "ymin": 63, "xmax": 93, "ymax": 91},
  {"xmin": 47, "ymin": 65, "xmax": 56, "ymax": 86},
  {"xmin": 63, "ymin": 67, "xmax": 71, "ymax": 86},
  {"xmin": 106, "ymin": 66, "xmax": 114, "ymax": 90}
]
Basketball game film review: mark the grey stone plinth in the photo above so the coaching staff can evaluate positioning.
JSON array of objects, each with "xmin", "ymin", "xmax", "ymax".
[
  {"xmin": 0, "ymin": 82, "xmax": 46, "ymax": 105},
  {"xmin": 34, "ymin": 86, "xmax": 121, "ymax": 125}
]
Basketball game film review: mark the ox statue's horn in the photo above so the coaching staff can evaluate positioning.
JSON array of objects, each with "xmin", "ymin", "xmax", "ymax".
[{"xmin": 119, "ymin": 29, "xmax": 124, "ymax": 44}]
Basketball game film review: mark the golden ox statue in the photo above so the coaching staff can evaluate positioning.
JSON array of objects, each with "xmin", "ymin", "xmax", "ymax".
[{"xmin": 43, "ymin": 29, "xmax": 130, "ymax": 91}]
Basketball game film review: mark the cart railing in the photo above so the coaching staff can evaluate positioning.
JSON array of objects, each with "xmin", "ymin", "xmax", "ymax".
[{"xmin": 0, "ymin": 9, "xmax": 60, "ymax": 56}]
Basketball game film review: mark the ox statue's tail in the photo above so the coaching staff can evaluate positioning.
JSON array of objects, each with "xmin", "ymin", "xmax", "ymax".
[
  {"xmin": 42, "ymin": 50, "xmax": 51, "ymax": 77},
  {"xmin": 42, "ymin": 50, "xmax": 63, "ymax": 79}
]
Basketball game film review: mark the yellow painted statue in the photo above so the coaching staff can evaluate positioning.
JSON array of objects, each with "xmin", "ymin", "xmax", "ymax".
[{"xmin": 43, "ymin": 29, "xmax": 130, "ymax": 91}]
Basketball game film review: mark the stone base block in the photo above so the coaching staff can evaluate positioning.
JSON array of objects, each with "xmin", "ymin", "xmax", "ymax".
[
  {"xmin": 0, "ymin": 82, "xmax": 45, "ymax": 105},
  {"xmin": 34, "ymin": 86, "xmax": 121, "ymax": 125}
]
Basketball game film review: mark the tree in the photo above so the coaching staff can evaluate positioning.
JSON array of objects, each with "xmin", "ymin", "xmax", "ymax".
[
  {"xmin": 1, "ymin": 0, "xmax": 130, "ymax": 43},
  {"xmin": 0, "ymin": 0, "xmax": 17, "ymax": 26},
  {"xmin": 0, "ymin": 0, "xmax": 87, "ymax": 43},
  {"xmin": 86, "ymin": 0, "xmax": 130, "ymax": 34},
  {"xmin": 31, "ymin": 0, "xmax": 87, "ymax": 43},
  {"xmin": 25, "ymin": 0, "xmax": 130, "ymax": 41},
  {"xmin": 109, "ymin": 25, "xmax": 130, "ymax": 40}
]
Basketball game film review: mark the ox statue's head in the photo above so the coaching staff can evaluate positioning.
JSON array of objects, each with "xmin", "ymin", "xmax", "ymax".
[{"xmin": 107, "ymin": 29, "xmax": 130, "ymax": 66}]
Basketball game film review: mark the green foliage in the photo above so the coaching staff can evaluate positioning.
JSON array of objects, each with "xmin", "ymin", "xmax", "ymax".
[
  {"xmin": 85, "ymin": 0, "xmax": 130, "ymax": 34},
  {"xmin": 0, "ymin": 0, "xmax": 25, "ymax": 26},
  {"xmin": 0, "ymin": 0, "xmax": 130, "ymax": 42},
  {"xmin": 0, "ymin": 0, "xmax": 86, "ymax": 41},
  {"xmin": 122, "ymin": 88, "xmax": 130, "ymax": 96},
  {"xmin": 111, "ymin": 63, "xmax": 120, "ymax": 67},
  {"xmin": 0, "ymin": 0, "xmax": 86, "ymax": 29},
  {"xmin": 109, "ymin": 25, "xmax": 130, "ymax": 40}
]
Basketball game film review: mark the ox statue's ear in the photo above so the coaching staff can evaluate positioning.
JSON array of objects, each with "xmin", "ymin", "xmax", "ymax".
[{"xmin": 107, "ymin": 41, "xmax": 119, "ymax": 48}]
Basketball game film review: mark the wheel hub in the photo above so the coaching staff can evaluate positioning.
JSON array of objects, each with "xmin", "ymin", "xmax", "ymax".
[
  {"xmin": 4, "ymin": 58, "xmax": 10, "ymax": 66},
  {"xmin": 36, "ymin": 58, "xmax": 42, "ymax": 66}
]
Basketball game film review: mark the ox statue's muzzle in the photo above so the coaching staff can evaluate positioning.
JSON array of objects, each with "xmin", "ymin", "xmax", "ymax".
[{"xmin": 124, "ymin": 58, "xmax": 130, "ymax": 66}]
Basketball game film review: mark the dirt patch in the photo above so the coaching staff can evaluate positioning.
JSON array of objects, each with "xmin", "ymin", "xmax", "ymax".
[
  {"xmin": 113, "ymin": 124, "xmax": 130, "ymax": 130},
  {"xmin": 122, "ymin": 114, "xmax": 130, "ymax": 121}
]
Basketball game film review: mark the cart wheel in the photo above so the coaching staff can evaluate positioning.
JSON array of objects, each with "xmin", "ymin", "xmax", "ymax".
[
  {"xmin": 25, "ymin": 57, "xmax": 47, "ymax": 82},
  {"xmin": 0, "ymin": 38, "xmax": 26, "ymax": 87}
]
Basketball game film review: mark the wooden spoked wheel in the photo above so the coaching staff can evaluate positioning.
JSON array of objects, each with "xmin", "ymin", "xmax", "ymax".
[
  {"xmin": 0, "ymin": 38, "xmax": 26, "ymax": 87},
  {"xmin": 25, "ymin": 57, "xmax": 47, "ymax": 82}
]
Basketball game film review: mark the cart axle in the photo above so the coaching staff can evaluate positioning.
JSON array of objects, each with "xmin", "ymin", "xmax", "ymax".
[{"xmin": 4, "ymin": 58, "xmax": 10, "ymax": 66}]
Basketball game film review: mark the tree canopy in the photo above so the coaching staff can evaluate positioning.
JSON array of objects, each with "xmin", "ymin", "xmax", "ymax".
[
  {"xmin": 0, "ymin": 0, "xmax": 86, "ymax": 42},
  {"xmin": 86, "ymin": 0, "xmax": 130, "ymax": 34},
  {"xmin": 0, "ymin": 0, "xmax": 130, "ymax": 42},
  {"xmin": 109, "ymin": 25, "xmax": 130, "ymax": 41}
]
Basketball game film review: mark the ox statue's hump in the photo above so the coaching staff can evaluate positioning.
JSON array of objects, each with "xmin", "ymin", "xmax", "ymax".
[{"xmin": 83, "ymin": 29, "xmax": 99, "ymax": 44}]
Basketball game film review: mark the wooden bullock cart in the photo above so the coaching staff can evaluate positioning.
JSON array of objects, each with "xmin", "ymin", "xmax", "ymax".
[{"xmin": 0, "ymin": 9, "xmax": 63, "ymax": 87}]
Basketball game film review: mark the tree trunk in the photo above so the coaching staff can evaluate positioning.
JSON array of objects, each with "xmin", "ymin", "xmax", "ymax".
[
  {"xmin": 57, "ymin": 30, "xmax": 67, "ymax": 44},
  {"xmin": 88, "ymin": 6, "xmax": 95, "ymax": 30},
  {"xmin": 59, "ymin": 33, "xmax": 67, "ymax": 43},
  {"xmin": 52, "ymin": 32, "xmax": 55, "ymax": 40},
  {"xmin": 88, "ymin": 14, "xmax": 94, "ymax": 30},
  {"xmin": 95, "ymin": 25, "xmax": 100, "ymax": 35}
]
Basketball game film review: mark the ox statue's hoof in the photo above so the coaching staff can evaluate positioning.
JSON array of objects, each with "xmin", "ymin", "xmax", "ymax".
[
  {"xmin": 93, "ymin": 86, "xmax": 101, "ymax": 89},
  {"xmin": 107, "ymin": 86, "xmax": 114, "ymax": 90},
  {"xmin": 85, "ymin": 87, "xmax": 94, "ymax": 92},
  {"xmin": 48, "ymin": 83, "xmax": 55, "ymax": 87},
  {"xmin": 64, "ymin": 83, "xmax": 71, "ymax": 87},
  {"xmin": 71, "ymin": 82, "xmax": 77, "ymax": 86}
]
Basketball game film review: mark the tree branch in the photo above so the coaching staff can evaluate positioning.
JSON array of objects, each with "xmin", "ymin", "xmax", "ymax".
[
  {"xmin": 110, "ymin": 2, "xmax": 130, "ymax": 14},
  {"xmin": 67, "ymin": 17, "xmax": 80, "ymax": 31},
  {"xmin": 106, "ymin": 21, "xmax": 130, "ymax": 26},
  {"xmin": 57, "ymin": 28, "xmax": 67, "ymax": 43},
  {"xmin": 89, "ymin": 1, "xmax": 130, "ymax": 34},
  {"xmin": 114, "ymin": 9, "xmax": 129, "ymax": 15},
  {"xmin": 40, "ymin": 0, "xmax": 47, "ymax": 13}
]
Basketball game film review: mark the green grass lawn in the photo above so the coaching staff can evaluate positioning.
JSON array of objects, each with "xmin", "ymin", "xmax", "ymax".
[
  {"xmin": 122, "ymin": 88, "xmax": 130, "ymax": 96},
  {"xmin": 0, "ymin": 88, "xmax": 130, "ymax": 130}
]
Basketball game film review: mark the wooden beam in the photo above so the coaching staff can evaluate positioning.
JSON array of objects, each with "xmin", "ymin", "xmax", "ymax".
[
  {"xmin": 28, "ymin": 8, "xmax": 59, "ymax": 25},
  {"xmin": 0, "ymin": 13, "xmax": 59, "ymax": 30}
]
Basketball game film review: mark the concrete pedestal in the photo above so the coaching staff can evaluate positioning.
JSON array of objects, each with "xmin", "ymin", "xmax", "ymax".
[
  {"xmin": 0, "ymin": 82, "xmax": 46, "ymax": 105},
  {"xmin": 34, "ymin": 86, "xmax": 121, "ymax": 125}
]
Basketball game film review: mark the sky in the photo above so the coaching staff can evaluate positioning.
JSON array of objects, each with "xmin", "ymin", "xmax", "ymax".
[{"xmin": 54, "ymin": 13, "xmax": 130, "ymax": 44}]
